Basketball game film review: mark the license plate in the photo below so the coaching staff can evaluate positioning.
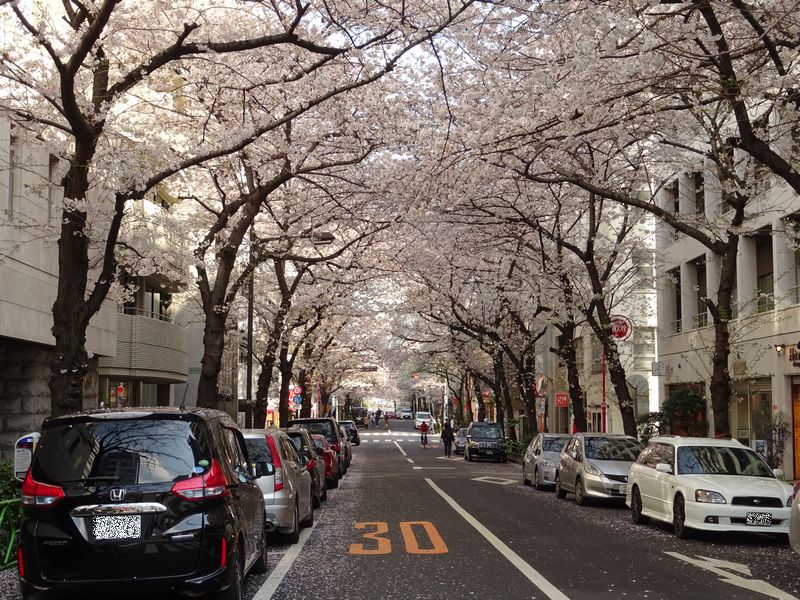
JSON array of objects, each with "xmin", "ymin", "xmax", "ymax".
[
  {"xmin": 615, "ymin": 485, "xmax": 627, "ymax": 494},
  {"xmin": 746, "ymin": 512, "xmax": 772, "ymax": 526},
  {"xmin": 92, "ymin": 515, "xmax": 142, "ymax": 540}
]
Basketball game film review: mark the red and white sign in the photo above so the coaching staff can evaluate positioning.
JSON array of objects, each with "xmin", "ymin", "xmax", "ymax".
[
  {"xmin": 610, "ymin": 315, "xmax": 633, "ymax": 341},
  {"xmin": 293, "ymin": 386, "xmax": 302, "ymax": 395},
  {"xmin": 555, "ymin": 393, "xmax": 569, "ymax": 408}
]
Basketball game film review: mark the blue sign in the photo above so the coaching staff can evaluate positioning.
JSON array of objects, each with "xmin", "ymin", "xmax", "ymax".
[{"xmin": 293, "ymin": 395, "xmax": 302, "ymax": 404}]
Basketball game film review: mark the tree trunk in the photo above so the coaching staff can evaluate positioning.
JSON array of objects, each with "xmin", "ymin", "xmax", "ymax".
[
  {"xmin": 556, "ymin": 321, "xmax": 587, "ymax": 433},
  {"xmin": 298, "ymin": 368, "xmax": 312, "ymax": 418},
  {"xmin": 519, "ymin": 357, "xmax": 539, "ymax": 437},
  {"xmin": 603, "ymin": 342, "xmax": 637, "ymax": 437},
  {"xmin": 278, "ymin": 343, "xmax": 292, "ymax": 426},
  {"xmin": 196, "ymin": 310, "xmax": 228, "ymax": 408},
  {"xmin": 708, "ymin": 238, "xmax": 737, "ymax": 437}
]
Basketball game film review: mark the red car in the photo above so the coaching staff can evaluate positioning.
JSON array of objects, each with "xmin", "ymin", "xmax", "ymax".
[{"xmin": 311, "ymin": 434, "xmax": 340, "ymax": 489}]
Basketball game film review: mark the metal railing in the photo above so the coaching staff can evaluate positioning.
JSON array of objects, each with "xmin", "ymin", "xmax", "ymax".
[
  {"xmin": 120, "ymin": 306, "xmax": 176, "ymax": 324},
  {"xmin": 0, "ymin": 499, "xmax": 21, "ymax": 571},
  {"xmin": 692, "ymin": 313, "xmax": 708, "ymax": 328},
  {"xmin": 756, "ymin": 292, "xmax": 775, "ymax": 314},
  {"xmin": 791, "ymin": 285, "xmax": 800, "ymax": 305},
  {"xmin": 670, "ymin": 319, "xmax": 682, "ymax": 334}
]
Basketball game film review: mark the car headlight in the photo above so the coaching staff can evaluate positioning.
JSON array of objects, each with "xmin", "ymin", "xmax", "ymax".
[
  {"xmin": 787, "ymin": 495, "xmax": 793, "ymax": 508},
  {"xmin": 540, "ymin": 459, "xmax": 555, "ymax": 469},
  {"xmin": 583, "ymin": 462, "xmax": 602, "ymax": 476},
  {"xmin": 695, "ymin": 489, "xmax": 726, "ymax": 504}
]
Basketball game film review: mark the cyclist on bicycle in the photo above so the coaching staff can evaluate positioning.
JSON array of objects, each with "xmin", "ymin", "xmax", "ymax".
[{"xmin": 420, "ymin": 420, "xmax": 429, "ymax": 447}]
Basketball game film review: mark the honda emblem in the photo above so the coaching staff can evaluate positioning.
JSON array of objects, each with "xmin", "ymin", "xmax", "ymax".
[{"xmin": 110, "ymin": 488, "xmax": 126, "ymax": 502}]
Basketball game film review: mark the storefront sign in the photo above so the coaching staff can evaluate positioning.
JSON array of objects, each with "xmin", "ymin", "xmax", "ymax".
[
  {"xmin": 610, "ymin": 315, "xmax": 633, "ymax": 341},
  {"xmin": 555, "ymin": 393, "xmax": 569, "ymax": 408}
]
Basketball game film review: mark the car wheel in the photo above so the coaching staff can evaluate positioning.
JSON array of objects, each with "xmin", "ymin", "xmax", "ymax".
[
  {"xmin": 313, "ymin": 484, "xmax": 322, "ymax": 509},
  {"xmin": 534, "ymin": 467, "xmax": 544, "ymax": 491},
  {"xmin": 631, "ymin": 486, "xmax": 649, "ymax": 525},
  {"xmin": 301, "ymin": 500, "xmax": 314, "ymax": 528},
  {"xmin": 251, "ymin": 523, "xmax": 269, "ymax": 574},
  {"xmin": 19, "ymin": 581, "xmax": 36, "ymax": 600},
  {"xmin": 522, "ymin": 465, "xmax": 531, "ymax": 486},
  {"xmin": 555, "ymin": 474, "xmax": 566, "ymax": 499},
  {"xmin": 214, "ymin": 550, "xmax": 243, "ymax": 600},
  {"xmin": 575, "ymin": 478, "xmax": 587, "ymax": 506},
  {"xmin": 329, "ymin": 474, "xmax": 339, "ymax": 489},
  {"xmin": 321, "ymin": 484, "xmax": 328, "ymax": 501},
  {"xmin": 673, "ymin": 494, "xmax": 691, "ymax": 539},
  {"xmin": 286, "ymin": 504, "xmax": 300, "ymax": 544}
]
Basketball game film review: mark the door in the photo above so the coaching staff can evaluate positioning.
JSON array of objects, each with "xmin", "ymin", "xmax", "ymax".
[
  {"xmin": 560, "ymin": 437, "xmax": 580, "ymax": 491},
  {"xmin": 793, "ymin": 385, "xmax": 800, "ymax": 479}
]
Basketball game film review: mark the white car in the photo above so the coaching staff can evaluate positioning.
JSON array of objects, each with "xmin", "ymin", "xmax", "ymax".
[
  {"xmin": 399, "ymin": 409, "xmax": 413, "ymax": 420},
  {"xmin": 627, "ymin": 436, "xmax": 794, "ymax": 538},
  {"xmin": 414, "ymin": 411, "xmax": 432, "ymax": 429},
  {"xmin": 790, "ymin": 481, "xmax": 800, "ymax": 555}
]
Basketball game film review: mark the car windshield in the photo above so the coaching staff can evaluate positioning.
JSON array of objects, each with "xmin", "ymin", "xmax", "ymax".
[
  {"xmin": 470, "ymin": 424, "xmax": 502, "ymax": 439},
  {"xmin": 543, "ymin": 437, "xmax": 569, "ymax": 452},
  {"xmin": 341, "ymin": 423, "xmax": 355, "ymax": 431},
  {"xmin": 584, "ymin": 437, "xmax": 642, "ymax": 461},
  {"xmin": 32, "ymin": 416, "xmax": 212, "ymax": 486},
  {"xmin": 456, "ymin": 429, "xmax": 467, "ymax": 438},
  {"xmin": 677, "ymin": 446, "xmax": 774, "ymax": 477},
  {"xmin": 416, "ymin": 413, "xmax": 431, "ymax": 419}
]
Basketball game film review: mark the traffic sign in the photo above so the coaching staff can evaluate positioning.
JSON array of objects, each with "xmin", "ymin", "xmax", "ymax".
[
  {"xmin": 293, "ymin": 386, "xmax": 302, "ymax": 395},
  {"xmin": 293, "ymin": 395, "xmax": 302, "ymax": 405},
  {"xmin": 610, "ymin": 315, "xmax": 633, "ymax": 341}
]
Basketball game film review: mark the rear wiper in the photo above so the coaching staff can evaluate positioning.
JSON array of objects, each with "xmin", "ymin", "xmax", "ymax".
[{"xmin": 61, "ymin": 476, "xmax": 120, "ymax": 483}]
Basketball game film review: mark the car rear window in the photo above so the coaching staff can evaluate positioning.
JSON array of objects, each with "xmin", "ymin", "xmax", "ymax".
[
  {"xmin": 32, "ymin": 416, "xmax": 212, "ymax": 486},
  {"xmin": 291, "ymin": 421, "xmax": 336, "ymax": 443},
  {"xmin": 584, "ymin": 437, "xmax": 642, "ymax": 461},
  {"xmin": 543, "ymin": 437, "xmax": 569, "ymax": 452},
  {"xmin": 244, "ymin": 437, "xmax": 273, "ymax": 464},
  {"xmin": 287, "ymin": 432, "xmax": 312, "ymax": 453}
]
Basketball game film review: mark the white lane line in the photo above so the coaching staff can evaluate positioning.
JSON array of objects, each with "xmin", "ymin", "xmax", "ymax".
[
  {"xmin": 253, "ymin": 523, "xmax": 317, "ymax": 600},
  {"xmin": 406, "ymin": 458, "xmax": 414, "ymax": 464},
  {"xmin": 425, "ymin": 478, "xmax": 570, "ymax": 600},
  {"xmin": 394, "ymin": 441, "xmax": 407, "ymax": 456}
]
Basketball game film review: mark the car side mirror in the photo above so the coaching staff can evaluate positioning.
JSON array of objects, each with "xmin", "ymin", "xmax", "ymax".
[
  {"xmin": 772, "ymin": 468, "xmax": 785, "ymax": 480},
  {"xmin": 254, "ymin": 461, "xmax": 275, "ymax": 477},
  {"xmin": 655, "ymin": 463, "xmax": 673, "ymax": 474}
]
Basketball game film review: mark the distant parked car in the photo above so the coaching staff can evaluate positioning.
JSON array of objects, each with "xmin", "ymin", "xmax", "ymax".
[
  {"xmin": 414, "ymin": 411, "xmax": 433, "ymax": 430},
  {"xmin": 523, "ymin": 433, "xmax": 571, "ymax": 490},
  {"xmin": 790, "ymin": 481, "xmax": 800, "ymax": 555},
  {"xmin": 454, "ymin": 428, "xmax": 468, "ymax": 455},
  {"xmin": 288, "ymin": 417, "xmax": 349, "ymax": 475},
  {"xmin": 243, "ymin": 429, "xmax": 314, "ymax": 544},
  {"xmin": 340, "ymin": 420, "xmax": 361, "ymax": 446},
  {"xmin": 464, "ymin": 422, "xmax": 506, "ymax": 462},
  {"xmin": 556, "ymin": 433, "xmax": 643, "ymax": 505},
  {"xmin": 400, "ymin": 409, "xmax": 413, "ymax": 420},
  {"xmin": 286, "ymin": 427, "xmax": 327, "ymax": 507},
  {"xmin": 628, "ymin": 436, "xmax": 795, "ymax": 539},
  {"xmin": 352, "ymin": 407, "xmax": 369, "ymax": 429},
  {"xmin": 18, "ymin": 408, "xmax": 267, "ymax": 600},
  {"xmin": 339, "ymin": 425, "xmax": 353, "ymax": 468},
  {"xmin": 311, "ymin": 434, "xmax": 340, "ymax": 489}
]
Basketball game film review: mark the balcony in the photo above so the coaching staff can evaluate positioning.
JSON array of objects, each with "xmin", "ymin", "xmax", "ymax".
[
  {"xmin": 670, "ymin": 319, "xmax": 682, "ymax": 334},
  {"xmin": 99, "ymin": 312, "xmax": 189, "ymax": 382},
  {"xmin": 692, "ymin": 313, "xmax": 708, "ymax": 328}
]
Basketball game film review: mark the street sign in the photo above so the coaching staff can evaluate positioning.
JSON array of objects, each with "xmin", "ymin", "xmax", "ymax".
[
  {"xmin": 293, "ymin": 386, "xmax": 302, "ymax": 395},
  {"xmin": 610, "ymin": 315, "xmax": 633, "ymax": 341},
  {"xmin": 555, "ymin": 392, "xmax": 569, "ymax": 408},
  {"xmin": 293, "ymin": 395, "xmax": 302, "ymax": 405},
  {"xmin": 651, "ymin": 361, "xmax": 667, "ymax": 376}
]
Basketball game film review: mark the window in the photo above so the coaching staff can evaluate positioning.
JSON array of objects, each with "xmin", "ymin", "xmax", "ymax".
[
  {"xmin": 633, "ymin": 248, "xmax": 655, "ymax": 291},
  {"xmin": 47, "ymin": 155, "xmax": 59, "ymax": 224},
  {"xmin": 755, "ymin": 232, "xmax": 774, "ymax": 313},
  {"xmin": 633, "ymin": 328, "xmax": 655, "ymax": 370},
  {"xmin": 668, "ymin": 267, "xmax": 681, "ymax": 334},
  {"xmin": 693, "ymin": 260, "xmax": 708, "ymax": 328},
  {"xmin": 6, "ymin": 145, "xmax": 15, "ymax": 214},
  {"xmin": 694, "ymin": 172, "xmax": 705, "ymax": 215}
]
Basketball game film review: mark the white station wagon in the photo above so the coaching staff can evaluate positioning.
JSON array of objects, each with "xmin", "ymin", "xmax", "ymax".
[{"xmin": 627, "ymin": 436, "xmax": 794, "ymax": 538}]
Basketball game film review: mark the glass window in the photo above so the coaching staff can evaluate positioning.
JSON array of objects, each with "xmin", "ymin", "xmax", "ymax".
[
  {"xmin": 244, "ymin": 438, "xmax": 273, "ymax": 464},
  {"xmin": 584, "ymin": 437, "xmax": 642, "ymax": 461},
  {"xmin": 470, "ymin": 423, "xmax": 503, "ymax": 439},
  {"xmin": 542, "ymin": 437, "xmax": 568, "ymax": 453},
  {"xmin": 676, "ymin": 445, "xmax": 773, "ymax": 477},
  {"xmin": 32, "ymin": 417, "xmax": 212, "ymax": 486},
  {"xmin": 633, "ymin": 328, "xmax": 656, "ymax": 370}
]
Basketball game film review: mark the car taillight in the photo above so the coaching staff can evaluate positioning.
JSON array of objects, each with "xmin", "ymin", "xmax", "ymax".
[
  {"xmin": 306, "ymin": 459, "xmax": 316, "ymax": 471},
  {"xmin": 331, "ymin": 442, "xmax": 340, "ymax": 453},
  {"xmin": 220, "ymin": 537, "xmax": 227, "ymax": 569},
  {"xmin": 266, "ymin": 436, "xmax": 284, "ymax": 492},
  {"xmin": 17, "ymin": 548, "xmax": 24, "ymax": 578},
  {"xmin": 21, "ymin": 471, "xmax": 64, "ymax": 507},
  {"xmin": 172, "ymin": 459, "xmax": 230, "ymax": 500}
]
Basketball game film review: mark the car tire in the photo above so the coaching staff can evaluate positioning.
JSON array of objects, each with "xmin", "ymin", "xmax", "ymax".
[
  {"xmin": 575, "ymin": 478, "xmax": 587, "ymax": 506},
  {"xmin": 214, "ymin": 550, "xmax": 243, "ymax": 600},
  {"xmin": 286, "ymin": 504, "xmax": 300, "ymax": 544},
  {"xmin": 522, "ymin": 465, "xmax": 531, "ymax": 486},
  {"xmin": 555, "ymin": 474, "xmax": 566, "ymax": 499},
  {"xmin": 534, "ymin": 467, "xmax": 544, "ymax": 491},
  {"xmin": 673, "ymin": 494, "xmax": 691, "ymax": 539},
  {"xmin": 329, "ymin": 474, "xmax": 339, "ymax": 489},
  {"xmin": 19, "ymin": 581, "xmax": 36, "ymax": 600},
  {"xmin": 321, "ymin": 484, "xmax": 328, "ymax": 501},
  {"xmin": 301, "ymin": 500, "xmax": 314, "ymax": 528},
  {"xmin": 631, "ymin": 486, "xmax": 649, "ymax": 525},
  {"xmin": 313, "ymin": 483, "xmax": 322, "ymax": 508},
  {"xmin": 251, "ymin": 524, "xmax": 269, "ymax": 574}
]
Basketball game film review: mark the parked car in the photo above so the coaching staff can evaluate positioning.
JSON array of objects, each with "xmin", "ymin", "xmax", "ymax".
[
  {"xmin": 454, "ymin": 428, "xmax": 468, "ymax": 455},
  {"xmin": 243, "ymin": 429, "xmax": 314, "ymax": 544},
  {"xmin": 311, "ymin": 434, "xmax": 340, "ymax": 489},
  {"xmin": 286, "ymin": 427, "xmax": 327, "ymax": 507},
  {"xmin": 627, "ymin": 436, "xmax": 795, "ymax": 539},
  {"xmin": 523, "ymin": 433, "xmax": 572, "ymax": 490},
  {"xmin": 414, "ymin": 411, "xmax": 433, "ymax": 430},
  {"xmin": 556, "ymin": 433, "xmax": 642, "ymax": 505},
  {"xmin": 352, "ymin": 407, "xmax": 369, "ymax": 429},
  {"xmin": 340, "ymin": 420, "xmax": 361, "ymax": 446},
  {"xmin": 339, "ymin": 425, "xmax": 353, "ymax": 467},
  {"xmin": 790, "ymin": 481, "xmax": 800, "ymax": 555},
  {"xmin": 288, "ymin": 418, "xmax": 349, "ymax": 475},
  {"xmin": 464, "ymin": 421, "xmax": 506, "ymax": 462},
  {"xmin": 400, "ymin": 409, "xmax": 413, "ymax": 420},
  {"xmin": 18, "ymin": 408, "xmax": 267, "ymax": 600},
  {"xmin": 384, "ymin": 410, "xmax": 397, "ymax": 419}
]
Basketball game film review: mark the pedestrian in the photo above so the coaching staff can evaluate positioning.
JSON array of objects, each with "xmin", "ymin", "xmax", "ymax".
[
  {"xmin": 441, "ymin": 422, "xmax": 455, "ymax": 458},
  {"xmin": 419, "ymin": 420, "xmax": 429, "ymax": 448}
]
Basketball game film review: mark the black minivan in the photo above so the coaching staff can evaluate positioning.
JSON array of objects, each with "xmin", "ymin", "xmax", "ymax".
[{"xmin": 18, "ymin": 408, "xmax": 268, "ymax": 599}]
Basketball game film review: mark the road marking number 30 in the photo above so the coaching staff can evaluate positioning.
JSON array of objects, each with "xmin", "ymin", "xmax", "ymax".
[{"xmin": 349, "ymin": 521, "xmax": 448, "ymax": 555}]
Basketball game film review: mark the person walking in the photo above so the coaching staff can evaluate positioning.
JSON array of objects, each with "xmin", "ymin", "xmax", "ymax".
[
  {"xmin": 441, "ymin": 422, "xmax": 455, "ymax": 458},
  {"xmin": 419, "ymin": 420, "xmax": 429, "ymax": 448}
]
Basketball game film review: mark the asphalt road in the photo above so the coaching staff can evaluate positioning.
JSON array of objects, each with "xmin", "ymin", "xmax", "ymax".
[{"xmin": 2, "ymin": 419, "xmax": 798, "ymax": 599}]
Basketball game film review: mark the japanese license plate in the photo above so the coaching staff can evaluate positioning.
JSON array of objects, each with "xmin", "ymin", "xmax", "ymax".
[
  {"xmin": 746, "ymin": 512, "xmax": 772, "ymax": 526},
  {"xmin": 615, "ymin": 485, "xmax": 627, "ymax": 494},
  {"xmin": 92, "ymin": 515, "xmax": 142, "ymax": 540}
]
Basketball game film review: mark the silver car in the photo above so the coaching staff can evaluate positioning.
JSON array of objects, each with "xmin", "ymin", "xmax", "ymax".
[
  {"xmin": 555, "ymin": 433, "xmax": 643, "ymax": 505},
  {"xmin": 523, "ymin": 433, "xmax": 571, "ymax": 490},
  {"xmin": 244, "ymin": 429, "xmax": 314, "ymax": 543}
]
